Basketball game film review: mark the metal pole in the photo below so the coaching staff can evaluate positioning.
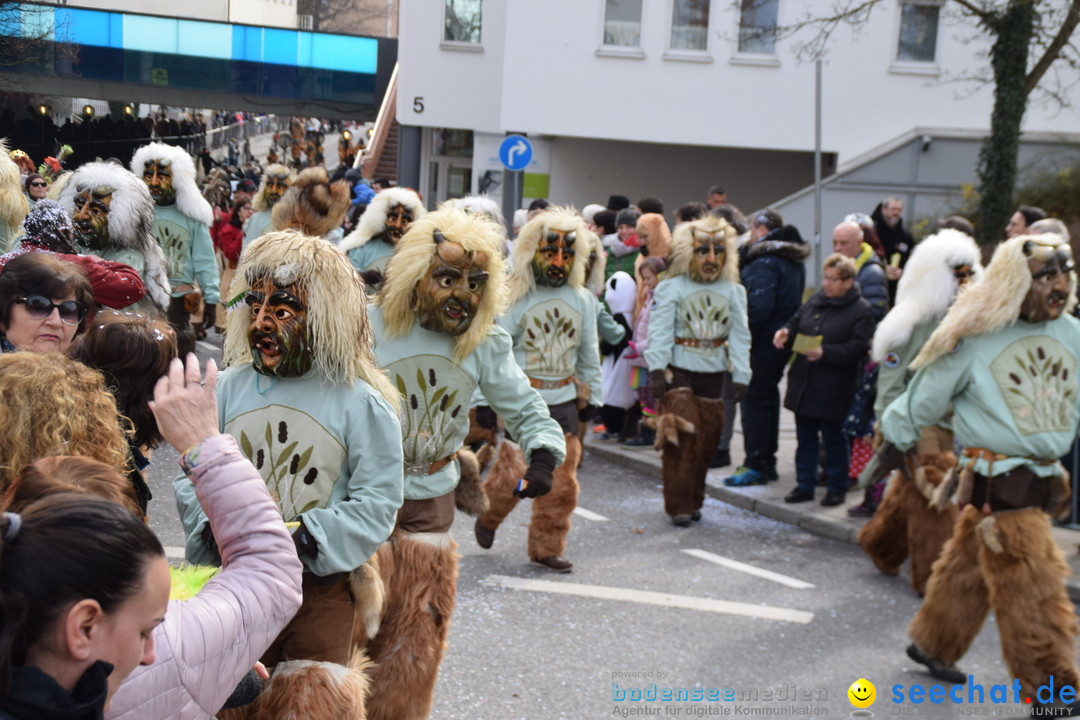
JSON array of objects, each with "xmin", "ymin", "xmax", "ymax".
[
  {"xmin": 813, "ymin": 59, "xmax": 823, "ymax": 291},
  {"xmin": 502, "ymin": 170, "xmax": 523, "ymax": 238}
]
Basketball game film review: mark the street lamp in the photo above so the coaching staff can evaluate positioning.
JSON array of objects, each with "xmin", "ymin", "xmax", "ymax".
[
  {"xmin": 37, "ymin": 104, "xmax": 49, "ymax": 116},
  {"xmin": 82, "ymin": 104, "xmax": 95, "ymax": 118},
  {"xmin": 124, "ymin": 104, "xmax": 134, "ymax": 116}
]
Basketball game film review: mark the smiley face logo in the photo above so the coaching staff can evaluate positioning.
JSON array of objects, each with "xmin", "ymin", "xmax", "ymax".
[{"xmin": 848, "ymin": 678, "xmax": 876, "ymax": 708}]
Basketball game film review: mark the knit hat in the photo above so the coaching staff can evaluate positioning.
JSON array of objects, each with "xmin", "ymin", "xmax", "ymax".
[
  {"xmin": 607, "ymin": 195, "xmax": 630, "ymax": 212},
  {"xmin": 582, "ymin": 204, "xmax": 605, "ymax": 224},
  {"xmin": 21, "ymin": 199, "xmax": 75, "ymax": 253},
  {"xmin": 615, "ymin": 208, "xmax": 640, "ymax": 229}
]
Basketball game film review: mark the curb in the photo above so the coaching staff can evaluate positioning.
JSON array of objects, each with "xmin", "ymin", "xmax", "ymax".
[{"xmin": 584, "ymin": 437, "xmax": 1080, "ymax": 603}]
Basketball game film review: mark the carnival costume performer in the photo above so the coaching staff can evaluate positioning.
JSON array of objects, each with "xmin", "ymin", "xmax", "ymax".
[
  {"xmin": 0, "ymin": 140, "xmax": 29, "ymax": 252},
  {"xmin": 474, "ymin": 207, "xmax": 602, "ymax": 573},
  {"xmin": 243, "ymin": 163, "xmax": 295, "ymax": 254},
  {"xmin": 131, "ymin": 143, "xmax": 219, "ymax": 356},
  {"xmin": 174, "ymin": 229, "xmax": 403, "ymax": 706},
  {"xmin": 858, "ymin": 228, "xmax": 981, "ymax": 595},
  {"xmin": 340, "ymin": 186, "xmax": 425, "ymax": 291},
  {"xmin": 368, "ymin": 205, "xmax": 565, "ymax": 719},
  {"xmin": 57, "ymin": 161, "xmax": 171, "ymax": 316},
  {"xmin": 881, "ymin": 234, "xmax": 1080, "ymax": 716},
  {"xmin": 271, "ymin": 166, "xmax": 350, "ymax": 241},
  {"xmin": 645, "ymin": 214, "xmax": 751, "ymax": 526}
]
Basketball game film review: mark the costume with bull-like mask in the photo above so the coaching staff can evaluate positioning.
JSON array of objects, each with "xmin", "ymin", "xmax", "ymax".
[
  {"xmin": 881, "ymin": 234, "xmax": 1080, "ymax": 715},
  {"xmin": 367, "ymin": 205, "xmax": 564, "ymax": 719},
  {"xmin": 474, "ymin": 206, "xmax": 602, "ymax": 573},
  {"xmin": 644, "ymin": 215, "xmax": 751, "ymax": 526},
  {"xmin": 174, "ymin": 229, "xmax": 404, "ymax": 716}
]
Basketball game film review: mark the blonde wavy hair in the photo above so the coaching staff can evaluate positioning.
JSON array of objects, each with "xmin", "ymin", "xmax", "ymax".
[
  {"xmin": 380, "ymin": 203, "xmax": 508, "ymax": 362},
  {"xmin": 0, "ymin": 353, "xmax": 130, "ymax": 492},
  {"xmin": 224, "ymin": 229, "xmax": 399, "ymax": 407},
  {"xmin": 912, "ymin": 233, "xmax": 1078, "ymax": 369},
  {"xmin": 667, "ymin": 214, "xmax": 739, "ymax": 282},
  {"xmin": 507, "ymin": 206, "xmax": 589, "ymax": 305}
]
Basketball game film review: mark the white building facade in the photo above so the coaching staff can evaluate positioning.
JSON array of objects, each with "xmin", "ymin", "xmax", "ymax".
[{"xmin": 397, "ymin": 1, "xmax": 1080, "ymax": 235}]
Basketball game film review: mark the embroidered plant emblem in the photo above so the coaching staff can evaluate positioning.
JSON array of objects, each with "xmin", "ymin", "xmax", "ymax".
[{"xmin": 992, "ymin": 336, "xmax": 1077, "ymax": 435}]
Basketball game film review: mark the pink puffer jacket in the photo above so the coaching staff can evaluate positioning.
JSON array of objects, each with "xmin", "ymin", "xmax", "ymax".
[{"xmin": 107, "ymin": 434, "xmax": 303, "ymax": 720}]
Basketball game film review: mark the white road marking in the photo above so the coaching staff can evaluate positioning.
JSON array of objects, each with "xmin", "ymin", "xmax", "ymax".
[
  {"xmin": 682, "ymin": 548, "xmax": 814, "ymax": 590},
  {"xmin": 163, "ymin": 546, "xmax": 186, "ymax": 561},
  {"xmin": 572, "ymin": 506, "xmax": 608, "ymax": 521},
  {"xmin": 483, "ymin": 575, "xmax": 813, "ymax": 624}
]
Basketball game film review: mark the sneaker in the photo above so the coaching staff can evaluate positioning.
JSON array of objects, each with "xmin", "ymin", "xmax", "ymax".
[
  {"xmin": 621, "ymin": 435, "xmax": 652, "ymax": 448},
  {"xmin": 474, "ymin": 519, "xmax": 496, "ymax": 549},
  {"xmin": 691, "ymin": 510, "xmax": 702, "ymax": 522},
  {"xmin": 765, "ymin": 466, "xmax": 779, "ymax": 482},
  {"xmin": 847, "ymin": 502, "xmax": 876, "ymax": 518},
  {"xmin": 784, "ymin": 487, "xmax": 814, "ymax": 503},
  {"xmin": 591, "ymin": 423, "xmax": 607, "ymax": 434},
  {"xmin": 598, "ymin": 432, "xmax": 623, "ymax": 442},
  {"xmin": 821, "ymin": 491, "xmax": 846, "ymax": 507},
  {"xmin": 672, "ymin": 514, "xmax": 693, "ymax": 527},
  {"xmin": 906, "ymin": 644, "xmax": 966, "ymax": 685},
  {"xmin": 724, "ymin": 466, "xmax": 766, "ymax": 487},
  {"xmin": 531, "ymin": 555, "xmax": 573, "ymax": 573},
  {"xmin": 709, "ymin": 449, "xmax": 731, "ymax": 469}
]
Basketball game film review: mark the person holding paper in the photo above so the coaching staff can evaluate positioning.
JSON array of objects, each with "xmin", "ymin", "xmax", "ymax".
[{"xmin": 774, "ymin": 253, "xmax": 877, "ymax": 506}]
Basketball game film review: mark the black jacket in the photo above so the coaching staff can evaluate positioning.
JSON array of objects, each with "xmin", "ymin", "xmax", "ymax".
[
  {"xmin": 0, "ymin": 662, "xmax": 110, "ymax": 720},
  {"xmin": 781, "ymin": 285, "xmax": 877, "ymax": 423},
  {"xmin": 739, "ymin": 225, "xmax": 810, "ymax": 345},
  {"xmin": 871, "ymin": 202, "xmax": 914, "ymax": 267}
]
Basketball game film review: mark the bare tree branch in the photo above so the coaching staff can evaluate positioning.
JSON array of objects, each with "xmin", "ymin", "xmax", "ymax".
[{"xmin": 1025, "ymin": 0, "xmax": 1080, "ymax": 93}]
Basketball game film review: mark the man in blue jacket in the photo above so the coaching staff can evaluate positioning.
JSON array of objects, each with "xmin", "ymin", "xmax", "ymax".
[
  {"xmin": 833, "ymin": 220, "xmax": 888, "ymax": 319},
  {"xmin": 725, "ymin": 210, "xmax": 809, "ymax": 487}
]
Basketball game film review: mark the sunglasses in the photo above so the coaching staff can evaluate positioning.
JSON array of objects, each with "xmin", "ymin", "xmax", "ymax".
[
  {"xmin": 29, "ymin": 182, "xmax": 47, "ymax": 188},
  {"xmin": 15, "ymin": 295, "xmax": 85, "ymax": 326}
]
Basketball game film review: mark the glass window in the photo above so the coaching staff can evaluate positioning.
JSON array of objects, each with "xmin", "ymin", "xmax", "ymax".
[
  {"xmin": 670, "ymin": 0, "xmax": 710, "ymax": 51},
  {"xmin": 897, "ymin": 2, "xmax": 939, "ymax": 62},
  {"xmin": 604, "ymin": 0, "xmax": 643, "ymax": 47},
  {"xmin": 444, "ymin": 0, "xmax": 482, "ymax": 44},
  {"xmin": 738, "ymin": 0, "xmax": 778, "ymax": 54}
]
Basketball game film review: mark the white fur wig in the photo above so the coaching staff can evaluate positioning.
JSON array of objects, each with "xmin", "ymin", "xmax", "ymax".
[
  {"xmin": 339, "ymin": 186, "xmax": 425, "ymax": 252},
  {"xmin": 912, "ymin": 233, "xmax": 1078, "ymax": 369},
  {"xmin": 871, "ymin": 228, "xmax": 983, "ymax": 361},
  {"xmin": 130, "ymin": 142, "xmax": 213, "ymax": 226},
  {"xmin": 667, "ymin": 214, "xmax": 739, "ymax": 282},
  {"xmin": 605, "ymin": 271, "xmax": 636, "ymax": 317},
  {"xmin": 451, "ymin": 193, "xmax": 506, "ymax": 228},
  {"xmin": 224, "ymin": 229, "xmax": 398, "ymax": 406},
  {"xmin": 57, "ymin": 161, "xmax": 171, "ymax": 312},
  {"xmin": 253, "ymin": 163, "xmax": 296, "ymax": 212},
  {"xmin": 507, "ymin": 205, "xmax": 589, "ymax": 305},
  {"xmin": 584, "ymin": 227, "xmax": 607, "ymax": 294},
  {"xmin": 0, "ymin": 139, "xmax": 29, "ymax": 248},
  {"xmin": 380, "ymin": 203, "xmax": 508, "ymax": 362}
]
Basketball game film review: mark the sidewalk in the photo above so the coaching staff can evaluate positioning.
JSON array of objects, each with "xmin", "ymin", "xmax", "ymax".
[{"xmin": 584, "ymin": 403, "xmax": 1080, "ymax": 602}]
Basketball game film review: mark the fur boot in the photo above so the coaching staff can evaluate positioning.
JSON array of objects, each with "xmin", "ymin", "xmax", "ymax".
[
  {"xmin": 454, "ymin": 448, "xmax": 489, "ymax": 517},
  {"xmin": 857, "ymin": 472, "xmax": 909, "ymax": 577},
  {"xmin": 981, "ymin": 508, "xmax": 1080, "ymax": 698},
  {"xmin": 906, "ymin": 456, "xmax": 959, "ymax": 596},
  {"xmin": 659, "ymin": 388, "xmax": 700, "ymax": 520},
  {"xmin": 909, "ymin": 505, "xmax": 992, "ymax": 666},
  {"xmin": 365, "ymin": 532, "xmax": 458, "ymax": 720},
  {"xmin": 693, "ymin": 396, "xmax": 725, "ymax": 512},
  {"xmin": 528, "ymin": 434, "xmax": 582, "ymax": 561},
  {"xmin": 477, "ymin": 439, "xmax": 528, "ymax": 537},
  {"xmin": 248, "ymin": 654, "xmax": 372, "ymax": 720}
]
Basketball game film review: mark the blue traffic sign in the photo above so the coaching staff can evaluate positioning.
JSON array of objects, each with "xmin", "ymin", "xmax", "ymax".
[{"xmin": 499, "ymin": 134, "xmax": 533, "ymax": 171}]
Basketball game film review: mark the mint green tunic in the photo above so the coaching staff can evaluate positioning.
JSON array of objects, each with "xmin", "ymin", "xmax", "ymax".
[{"xmin": 150, "ymin": 203, "xmax": 220, "ymax": 304}]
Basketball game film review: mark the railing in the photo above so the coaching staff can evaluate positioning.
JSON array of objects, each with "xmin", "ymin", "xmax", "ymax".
[{"xmin": 358, "ymin": 62, "xmax": 398, "ymax": 179}]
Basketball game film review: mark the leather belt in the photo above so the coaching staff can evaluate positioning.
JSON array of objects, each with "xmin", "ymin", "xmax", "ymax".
[
  {"xmin": 404, "ymin": 452, "xmax": 458, "ymax": 476},
  {"xmin": 675, "ymin": 337, "xmax": 725, "ymax": 349},
  {"xmin": 528, "ymin": 376, "xmax": 574, "ymax": 390}
]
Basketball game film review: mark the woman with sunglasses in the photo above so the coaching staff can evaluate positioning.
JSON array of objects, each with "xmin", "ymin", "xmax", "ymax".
[
  {"xmin": 0, "ymin": 252, "xmax": 93, "ymax": 353},
  {"xmin": 23, "ymin": 173, "xmax": 48, "ymax": 206}
]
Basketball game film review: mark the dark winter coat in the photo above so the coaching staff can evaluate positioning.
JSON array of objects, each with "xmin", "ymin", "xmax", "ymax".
[
  {"xmin": 856, "ymin": 253, "xmax": 889, "ymax": 319},
  {"xmin": 781, "ymin": 285, "xmax": 877, "ymax": 423},
  {"xmin": 0, "ymin": 662, "xmax": 110, "ymax": 720},
  {"xmin": 739, "ymin": 225, "xmax": 810, "ymax": 346},
  {"xmin": 871, "ymin": 202, "xmax": 914, "ymax": 267}
]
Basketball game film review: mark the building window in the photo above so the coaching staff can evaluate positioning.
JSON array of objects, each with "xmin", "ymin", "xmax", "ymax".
[
  {"xmin": 604, "ymin": 0, "xmax": 643, "ymax": 47},
  {"xmin": 670, "ymin": 0, "xmax": 710, "ymax": 51},
  {"xmin": 738, "ymin": 0, "xmax": 778, "ymax": 54},
  {"xmin": 897, "ymin": 2, "xmax": 939, "ymax": 62},
  {"xmin": 444, "ymin": 0, "xmax": 482, "ymax": 44}
]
